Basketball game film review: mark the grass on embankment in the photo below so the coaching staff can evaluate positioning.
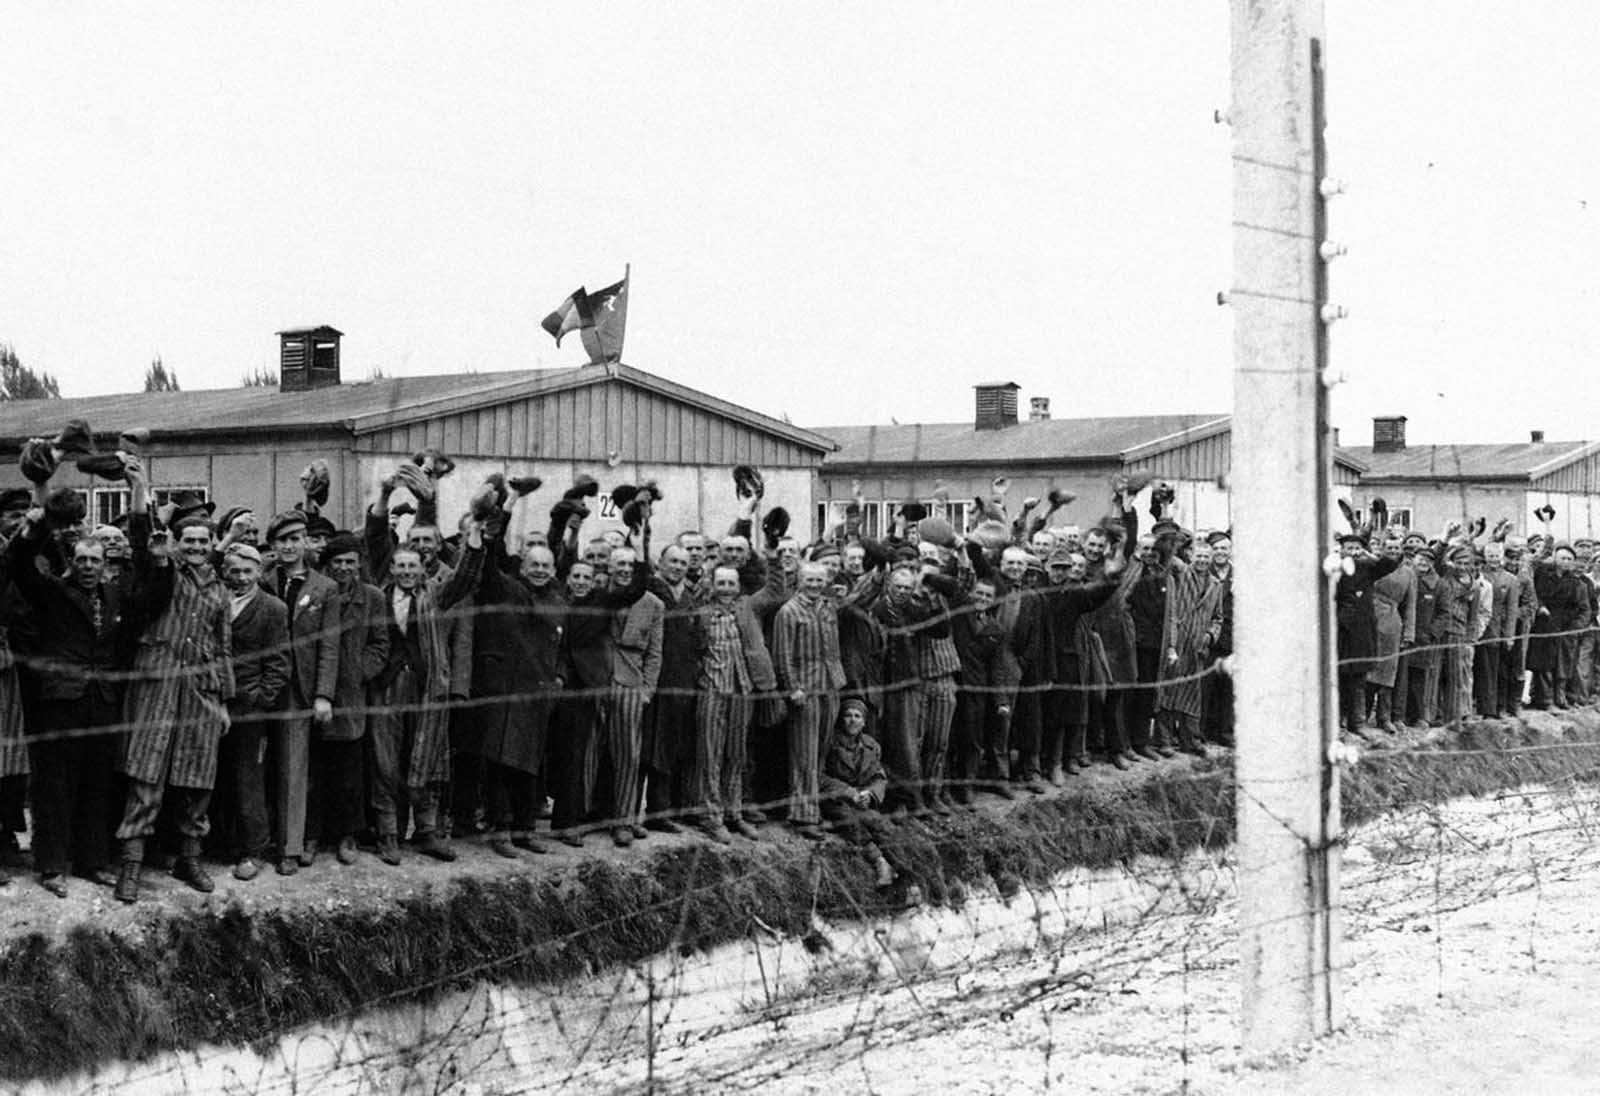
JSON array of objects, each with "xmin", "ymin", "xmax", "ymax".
[{"xmin": 4, "ymin": 711, "xmax": 1599, "ymax": 1083}]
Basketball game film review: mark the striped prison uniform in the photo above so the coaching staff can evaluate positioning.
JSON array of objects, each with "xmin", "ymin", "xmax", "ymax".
[
  {"xmin": 917, "ymin": 624, "xmax": 961, "ymax": 804},
  {"xmin": 772, "ymin": 593, "xmax": 846, "ymax": 826},
  {"xmin": 606, "ymin": 685, "xmax": 650, "ymax": 827},
  {"xmin": 697, "ymin": 605, "xmax": 752, "ymax": 820}
]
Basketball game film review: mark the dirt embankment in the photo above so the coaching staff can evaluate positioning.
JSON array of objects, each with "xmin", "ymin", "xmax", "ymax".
[{"xmin": 3, "ymin": 709, "xmax": 1599, "ymax": 1086}]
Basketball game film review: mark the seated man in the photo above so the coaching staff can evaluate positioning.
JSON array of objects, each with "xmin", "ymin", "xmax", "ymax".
[{"xmin": 819, "ymin": 698, "xmax": 895, "ymax": 887}]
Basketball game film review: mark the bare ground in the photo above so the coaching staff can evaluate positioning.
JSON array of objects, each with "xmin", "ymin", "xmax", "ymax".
[{"xmin": 618, "ymin": 784, "xmax": 1600, "ymax": 1095}]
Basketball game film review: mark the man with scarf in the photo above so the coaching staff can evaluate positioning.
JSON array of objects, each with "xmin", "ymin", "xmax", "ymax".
[
  {"xmin": 114, "ymin": 509, "xmax": 236, "ymax": 902},
  {"xmin": 364, "ymin": 485, "xmax": 483, "ymax": 865}
]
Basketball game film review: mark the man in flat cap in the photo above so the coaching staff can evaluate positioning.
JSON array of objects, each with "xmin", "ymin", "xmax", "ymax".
[
  {"xmin": 261, "ymin": 510, "xmax": 341, "ymax": 874},
  {"xmin": 215, "ymin": 543, "xmax": 289, "ymax": 882}
]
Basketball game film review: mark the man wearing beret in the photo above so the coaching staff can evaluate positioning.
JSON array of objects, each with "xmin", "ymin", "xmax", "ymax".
[
  {"xmin": 260, "ymin": 510, "xmax": 341, "ymax": 875},
  {"xmin": 113, "ymin": 509, "xmax": 238, "ymax": 902}
]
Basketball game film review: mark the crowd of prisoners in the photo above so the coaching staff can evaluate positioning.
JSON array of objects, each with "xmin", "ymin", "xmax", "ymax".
[{"xmin": 0, "ymin": 420, "xmax": 1240, "ymax": 900}]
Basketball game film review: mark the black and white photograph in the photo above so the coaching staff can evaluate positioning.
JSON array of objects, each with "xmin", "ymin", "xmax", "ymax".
[{"xmin": 3, "ymin": 2, "xmax": 1600, "ymax": 1093}]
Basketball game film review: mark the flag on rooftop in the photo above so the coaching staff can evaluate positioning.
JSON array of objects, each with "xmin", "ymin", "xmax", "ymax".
[{"xmin": 541, "ymin": 268, "xmax": 629, "ymax": 363}]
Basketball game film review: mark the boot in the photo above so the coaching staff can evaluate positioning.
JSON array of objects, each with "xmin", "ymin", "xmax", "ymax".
[
  {"xmin": 115, "ymin": 860, "xmax": 141, "ymax": 904},
  {"xmin": 172, "ymin": 857, "xmax": 214, "ymax": 894},
  {"xmin": 377, "ymin": 834, "xmax": 402, "ymax": 865},
  {"xmin": 1375, "ymin": 688, "xmax": 1398, "ymax": 734}
]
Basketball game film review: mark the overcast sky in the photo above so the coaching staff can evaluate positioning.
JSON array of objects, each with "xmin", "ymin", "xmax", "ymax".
[{"xmin": 2, "ymin": 3, "xmax": 1597, "ymax": 445}]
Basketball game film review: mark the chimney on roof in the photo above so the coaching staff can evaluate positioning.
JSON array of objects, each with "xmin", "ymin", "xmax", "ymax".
[
  {"xmin": 1028, "ymin": 396, "xmax": 1051, "ymax": 422},
  {"xmin": 1331, "ymin": 426, "xmax": 1341, "ymax": 447},
  {"xmin": 974, "ymin": 382, "xmax": 1019, "ymax": 430},
  {"xmin": 1531, "ymin": 429, "xmax": 1545, "ymax": 444},
  {"xmin": 1372, "ymin": 415, "xmax": 1407, "ymax": 454},
  {"xmin": 277, "ymin": 326, "xmax": 343, "ymax": 392}
]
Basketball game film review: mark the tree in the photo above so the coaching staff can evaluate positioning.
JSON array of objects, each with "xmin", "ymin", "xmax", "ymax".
[
  {"xmin": 240, "ymin": 365, "xmax": 279, "ymax": 387},
  {"xmin": 143, "ymin": 355, "xmax": 180, "ymax": 392},
  {"xmin": 0, "ymin": 344, "xmax": 61, "ymax": 400}
]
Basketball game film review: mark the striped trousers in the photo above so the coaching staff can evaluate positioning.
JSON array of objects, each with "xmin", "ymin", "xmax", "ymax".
[
  {"xmin": 696, "ymin": 690, "xmax": 751, "ymax": 820},
  {"xmin": 787, "ymin": 692, "xmax": 838, "ymax": 826},
  {"xmin": 917, "ymin": 675, "xmax": 958, "ymax": 802},
  {"xmin": 880, "ymin": 681, "xmax": 924, "ymax": 808},
  {"xmin": 603, "ymin": 686, "xmax": 650, "ymax": 827}
]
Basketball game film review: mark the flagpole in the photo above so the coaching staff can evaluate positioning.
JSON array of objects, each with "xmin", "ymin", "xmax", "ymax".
[{"xmin": 619, "ymin": 262, "xmax": 630, "ymax": 363}]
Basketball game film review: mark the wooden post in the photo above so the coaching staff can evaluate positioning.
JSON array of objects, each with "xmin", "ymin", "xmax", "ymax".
[{"xmin": 1229, "ymin": 0, "xmax": 1341, "ymax": 1053}]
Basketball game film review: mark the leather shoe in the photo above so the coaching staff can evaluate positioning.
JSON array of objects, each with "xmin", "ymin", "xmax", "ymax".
[
  {"xmin": 611, "ymin": 826, "xmax": 634, "ymax": 848},
  {"xmin": 415, "ymin": 835, "xmax": 457, "ymax": 862},
  {"xmin": 728, "ymin": 817, "xmax": 760, "ymax": 840},
  {"xmin": 1135, "ymin": 746, "xmax": 1162, "ymax": 762},
  {"xmin": 988, "ymin": 782, "xmax": 1016, "ymax": 800},
  {"xmin": 790, "ymin": 822, "xmax": 824, "ymax": 842},
  {"xmin": 172, "ymin": 857, "xmax": 215, "ymax": 894},
  {"xmin": 1110, "ymin": 752, "xmax": 1130, "ymax": 771},
  {"xmin": 298, "ymin": 842, "xmax": 317, "ymax": 867},
  {"xmin": 489, "ymin": 837, "xmax": 522, "ymax": 859},
  {"xmin": 511, "ymin": 833, "xmax": 551, "ymax": 855},
  {"xmin": 630, "ymin": 823, "xmax": 649, "ymax": 840},
  {"xmin": 76, "ymin": 868, "xmax": 120, "ymax": 887},
  {"xmin": 556, "ymin": 831, "xmax": 584, "ymax": 848},
  {"xmin": 699, "ymin": 822, "xmax": 733, "ymax": 846},
  {"xmin": 232, "ymin": 858, "xmax": 261, "ymax": 882},
  {"xmin": 115, "ymin": 861, "xmax": 141, "ymax": 904},
  {"xmin": 40, "ymin": 873, "xmax": 68, "ymax": 898},
  {"xmin": 336, "ymin": 836, "xmax": 358, "ymax": 865},
  {"xmin": 276, "ymin": 858, "xmax": 299, "ymax": 877},
  {"xmin": 377, "ymin": 835, "xmax": 402, "ymax": 866},
  {"xmin": 643, "ymin": 817, "xmax": 683, "ymax": 835}
]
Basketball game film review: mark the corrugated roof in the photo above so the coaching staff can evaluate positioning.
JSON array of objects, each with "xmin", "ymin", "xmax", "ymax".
[
  {"xmin": 0, "ymin": 369, "xmax": 553, "ymax": 443},
  {"xmin": 0, "ymin": 362, "xmax": 839, "ymax": 456},
  {"xmin": 816, "ymin": 414, "xmax": 1231, "ymax": 467},
  {"xmin": 1341, "ymin": 441, "xmax": 1595, "ymax": 481}
]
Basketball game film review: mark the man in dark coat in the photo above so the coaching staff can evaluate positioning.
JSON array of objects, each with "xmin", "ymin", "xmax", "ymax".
[
  {"xmin": 1333, "ymin": 532, "xmax": 1401, "ymax": 737},
  {"xmin": 641, "ymin": 543, "xmax": 700, "ymax": 832},
  {"xmin": 1530, "ymin": 541, "xmax": 1586, "ymax": 709},
  {"xmin": 260, "ymin": 510, "xmax": 341, "ymax": 876},
  {"xmin": 471, "ymin": 530, "xmax": 561, "ymax": 858},
  {"xmin": 549, "ymin": 550, "xmax": 648, "ymax": 846},
  {"xmin": 216, "ymin": 543, "xmax": 290, "ymax": 882},
  {"xmin": 1401, "ymin": 549, "xmax": 1443, "ymax": 727},
  {"xmin": 6, "ymin": 457, "xmax": 170, "ymax": 898},
  {"xmin": 310, "ymin": 533, "xmax": 389, "ymax": 866}
]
